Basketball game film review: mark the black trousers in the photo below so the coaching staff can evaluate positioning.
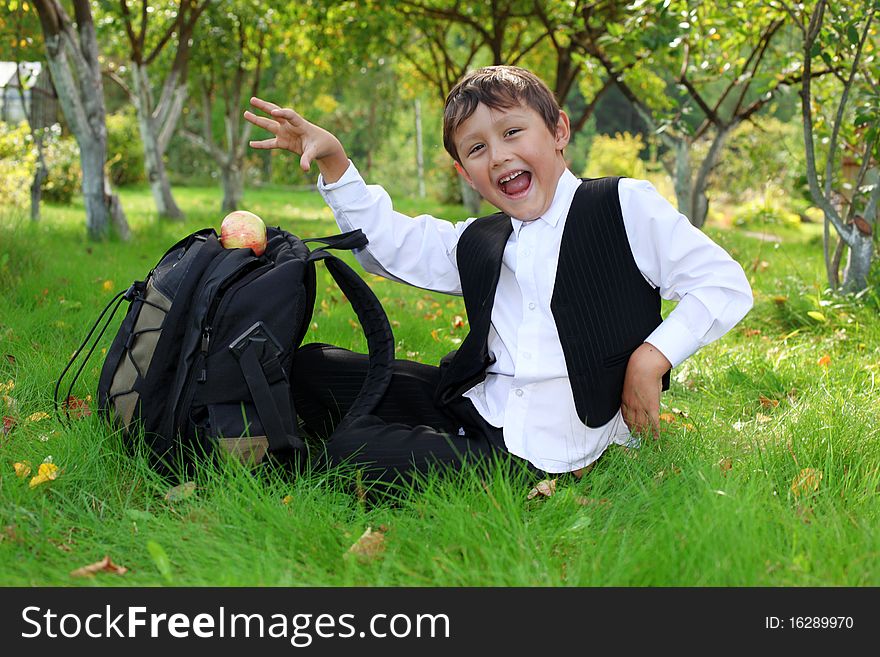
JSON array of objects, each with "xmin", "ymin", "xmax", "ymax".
[{"xmin": 291, "ymin": 343, "xmax": 536, "ymax": 486}]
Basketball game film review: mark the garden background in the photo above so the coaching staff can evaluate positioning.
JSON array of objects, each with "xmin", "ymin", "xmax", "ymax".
[{"xmin": 0, "ymin": 0, "xmax": 878, "ymax": 586}]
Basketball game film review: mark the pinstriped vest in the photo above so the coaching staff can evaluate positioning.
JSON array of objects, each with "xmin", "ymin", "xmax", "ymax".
[{"xmin": 435, "ymin": 177, "xmax": 670, "ymax": 428}]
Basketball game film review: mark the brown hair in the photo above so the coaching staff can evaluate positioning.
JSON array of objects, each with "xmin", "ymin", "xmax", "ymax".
[{"xmin": 443, "ymin": 66, "xmax": 560, "ymax": 163}]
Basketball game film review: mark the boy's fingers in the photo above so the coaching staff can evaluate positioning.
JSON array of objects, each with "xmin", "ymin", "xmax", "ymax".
[
  {"xmin": 249, "ymin": 138, "xmax": 277, "ymax": 150},
  {"xmin": 270, "ymin": 107, "xmax": 306, "ymax": 126},
  {"xmin": 250, "ymin": 96, "xmax": 280, "ymax": 112},
  {"xmin": 300, "ymin": 151, "xmax": 312, "ymax": 171},
  {"xmin": 243, "ymin": 110, "xmax": 279, "ymax": 132}
]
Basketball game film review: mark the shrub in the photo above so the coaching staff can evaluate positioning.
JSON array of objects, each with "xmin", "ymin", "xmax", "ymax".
[
  {"xmin": 106, "ymin": 108, "xmax": 145, "ymax": 186},
  {"xmin": 0, "ymin": 121, "xmax": 37, "ymax": 209},
  {"xmin": 41, "ymin": 125, "xmax": 82, "ymax": 204},
  {"xmin": 711, "ymin": 118, "xmax": 805, "ymax": 200},
  {"xmin": 582, "ymin": 131, "xmax": 647, "ymax": 179},
  {"xmin": 732, "ymin": 197, "xmax": 802, "ymax": 229}
]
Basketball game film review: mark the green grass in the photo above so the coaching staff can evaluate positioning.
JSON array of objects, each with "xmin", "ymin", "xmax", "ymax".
[{"xmin": 1, "ymin": 184, "xmax": 878, "ymax": 586}]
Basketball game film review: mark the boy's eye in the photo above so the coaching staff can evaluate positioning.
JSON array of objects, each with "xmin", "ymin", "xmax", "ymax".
[
  {"xmin": 505, "ymin": 128, "xmax": 521, "ymax": 137},
  {"xmin": 467, "ymin": 144, "xmax": 484, "ymax": 156}
]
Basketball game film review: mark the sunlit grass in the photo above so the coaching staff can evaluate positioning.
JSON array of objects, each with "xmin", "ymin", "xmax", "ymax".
[{"xmin": 1, "ymin": 185, "xmax": 878, "ymax": 586}]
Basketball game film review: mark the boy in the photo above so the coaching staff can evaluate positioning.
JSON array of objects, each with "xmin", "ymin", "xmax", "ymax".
[{"xmin": 243, "ymin": 66, "xmax": 752, "ymax": 482}]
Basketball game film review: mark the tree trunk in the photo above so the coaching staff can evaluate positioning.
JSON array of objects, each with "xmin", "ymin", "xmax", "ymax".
[
  {"xmin": 132, "ymin": 63, "xmax": 184, "ymax": 220},
  {"xmin": 460, "ymin": 178, "xmax": 482, "ymax": 216},
  {"xmin": 689, "ymin": 127, "xmax": 732, "ymax": 229},
  {"xmin": 79, "ymin": 140, "xmax": 116, "ymax": 239},
  {"xmin": 672, "ymin": 140, "xmax": 693, "ymax": 220},
  {"xmin": 34, "ymin": 0, "xmax": 129, "ymax": 240},
  {"xmin": 841, "ymin": 230, "xmax": 873, "ymax": 293},
  {"xmin": 30, "ymin": 132, "xmax": 48, "ymax": 222},
  {"xmin": 221, "ymin": 161, "xmax": 243, "ymax": 213}
]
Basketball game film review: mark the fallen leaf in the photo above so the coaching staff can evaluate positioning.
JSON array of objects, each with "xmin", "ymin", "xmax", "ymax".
[
  {"xmin": 791, "ymin": 468, "xmax": 822, "ymax": 498},
  {"xmin": 527, "ymin": 478, "xmax": 557, "ymax": 500},
  {"xmin": 719, "ymin": 457, "xmax": 733, "ymax": 475},
  {"xmin": 772, "ymin": 295, "xmax": 788, "ymax": 305},
  {"xmin": 164, "ymin": 481, "xmax": 196, "ymax": 502},
  {"xmin": 759, "ymin": 395, "xmax": 779, "ymax": 408},
  {"xmin": 743, "ymin": 328, "xmax": 762, "ymax": 337},
  {"xmin": 756, "ymin": 413, "xmax": 773, "ymax": 424},
  {"xmin": 1, "ymin": 525, "xmax": 19, "ymax": 543},
  {"xmin": 345, "ymin": 526, "xmax": 386, "ymax": 560},
  {"xmin": 29, "ymin": 462, "xmax": 59, "ymax": 488},
  {"xmin": 575, "ymin": 496, "xmax": 610, "ymax": 507},
  {"xmin": 282, "ymin": 495, "xmax": 294, "ymax": 505},
  {"xmin": 4, "ymin": 354, "xmax": 14, "ymax": 365},
  {"xmin": 0, "ymin": 380, "xmax": 13, "ymax": 394},
  {"xmin": 796, "ymin": 505, "xmax": 815, "ymax": 524},
  {"xmin": 2, "ymin": 416, "xmax": 15, "ymax": 436},
  {"xmin": 147, "ymin": 540, "xmax": 173, "ymax": 583},
  {"xmin": 347, "ymin": 319, "xmax": 359, "ymax": 330},
  {"xmin": 807, "ymin": 311, "xmax": 826, "ymax": 322},
  {"xmin": 13, "ymin": 461, "xmax": 31, "ymax": 478},
  {"xmin": 659, "ymin": 413, "xmax": 677, "ymax": 423},
  {"xmin": 102, "ymin": 280, "xmax": 115, "ymax": 292},
  {"xmin": 70, "ymin": 556, "xmax": 128, "ymax": 578},
  {"xmin": 817, "ymin": 354, "xmax": 831, "ymax": 367},
  {"xmin": 430, "ymin": 329, "xmax": 441, "ymax": 342},
  {"xmin": 27, "ymin": 411, "xmax": 50, "ymax": 423},
  {"xmin": 63, "ymin": 395, "xmax": 91, "ymax": 418},
  {"xmin": 452, "ymin": 315, "xmax": 465, "ymax": 329}
]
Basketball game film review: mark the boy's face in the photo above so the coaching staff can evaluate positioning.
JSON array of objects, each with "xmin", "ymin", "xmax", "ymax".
[{"xmin": 453, "ymin": 101, "xmax": 570, "ymax": 221}]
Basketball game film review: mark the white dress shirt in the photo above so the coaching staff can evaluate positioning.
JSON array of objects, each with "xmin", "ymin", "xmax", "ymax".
[{"xmin": 319, "ymin": 162, "xmax": 753, "ymax": 473}]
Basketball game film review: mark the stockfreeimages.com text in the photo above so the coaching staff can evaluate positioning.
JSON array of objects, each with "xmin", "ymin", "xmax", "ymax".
[{"xmin": 21, "ymin": 605, "xmax": 451, "ymax": 646}]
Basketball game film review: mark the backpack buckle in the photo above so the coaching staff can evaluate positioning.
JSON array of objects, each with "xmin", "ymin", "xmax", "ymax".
[{"xmin": 228, "ymin": 321, "xmax": 283, "ymax": 362}]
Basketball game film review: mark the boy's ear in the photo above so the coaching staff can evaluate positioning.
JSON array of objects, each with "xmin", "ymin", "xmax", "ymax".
[
  {"xmin": 454, "ymin": 161, "xmax": 475, "ymax": 188},
  {"xmin": 555, "ymin": 110, "xmax": 571, "ymax": 151}
]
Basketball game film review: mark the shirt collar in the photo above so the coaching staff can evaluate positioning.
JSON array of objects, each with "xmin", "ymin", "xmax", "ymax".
[{"xmin": 510, "ymin": 168, "xmax": 580, "ymax": 234}]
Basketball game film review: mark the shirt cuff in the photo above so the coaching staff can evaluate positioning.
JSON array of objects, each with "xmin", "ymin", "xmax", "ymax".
[
  {"xmin": 644, "ymin": 315, "xmax": 701, "ymax": 369},
  {"xmin": 317, "ymin": 160, "xmax": 371, "ymax": 210}
]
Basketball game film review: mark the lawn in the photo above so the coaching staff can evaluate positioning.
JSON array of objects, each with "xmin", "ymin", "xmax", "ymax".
[{"xmin": 1, "ymin": 183, "xmax": 878, "ymax": 586}]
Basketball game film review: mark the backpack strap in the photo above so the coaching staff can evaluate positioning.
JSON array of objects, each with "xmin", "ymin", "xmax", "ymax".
[
  {"xmin": 229, "ymin": 321, "xmax": 305, "ymax": 454},
  {"xmin": 306, "ymin": 247, "xmax": 394, "ymax": 428}
]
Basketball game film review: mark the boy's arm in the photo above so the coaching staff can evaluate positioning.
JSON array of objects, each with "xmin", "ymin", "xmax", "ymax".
[
  {"xmin": 245, "ymin": 98, "xmax": 469, "ymax": 294},
  {"xmin": 619, "ymin": 178, "xmax": 754, "ymax": 438}
]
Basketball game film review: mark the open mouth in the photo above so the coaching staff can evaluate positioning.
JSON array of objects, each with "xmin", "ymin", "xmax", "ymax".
[{"xmin": 498, "ymin": 170, "xmax": 532, "ymax": 197}]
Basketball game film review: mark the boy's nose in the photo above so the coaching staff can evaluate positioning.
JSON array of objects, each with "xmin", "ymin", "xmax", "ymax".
[{"xmin": 490, "ymin": 146, "xmax": 511, "ymax": 169}]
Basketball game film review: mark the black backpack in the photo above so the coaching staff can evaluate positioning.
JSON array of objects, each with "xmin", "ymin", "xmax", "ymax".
[{"xmin": 56, "ymin": 226, "xmax": 393, "ymax": 472}]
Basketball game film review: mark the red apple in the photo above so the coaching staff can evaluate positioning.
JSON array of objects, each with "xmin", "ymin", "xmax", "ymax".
[{"xmin": 220, "ymin": 210, "xmax": 267, "ymax": 256}]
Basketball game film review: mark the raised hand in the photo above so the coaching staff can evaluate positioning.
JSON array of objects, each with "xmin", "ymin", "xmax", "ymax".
[{"xmin": 244, "ymin": 97, "xmax": 349, "ymax": 182}]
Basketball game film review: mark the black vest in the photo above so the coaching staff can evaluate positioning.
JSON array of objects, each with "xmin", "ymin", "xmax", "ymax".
[{"xmin": 436, "ymin": 176, "xmax": 670, "ymax": 428}]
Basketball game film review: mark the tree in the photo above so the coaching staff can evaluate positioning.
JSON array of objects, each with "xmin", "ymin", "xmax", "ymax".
[
  {"xmin": 182, "ymin": 0, "xmax": 270, "ymax": 213},
  {"xmin": 578, "ymin": 0, "xmax": 803, "ymax": 228},
  {"xmin": 782, "ymin": 0, "xmax": 878, "ymax": 292},
  {"xmin": 4, "ymin": 0, "xmax": 51, "ymax": 221},
  {"xmin": 103, "ymin": 0, "xmax": 209, "ymax": 221},
  {"xmin": 32, "ymin": 0, "xmax": 129, "ymax": 239}
]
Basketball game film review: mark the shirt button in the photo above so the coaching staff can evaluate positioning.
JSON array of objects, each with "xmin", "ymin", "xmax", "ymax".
[
  {"xmin": 522, "ymin": 249, "xmax": 531, "ymax": 257},
  {"xmin": 528, "ymin": 302, "xmax": 536, "ymax": 310},
  {"xmin": 515, "ymin": 389, "xmax": 524, "ymax": 397}
]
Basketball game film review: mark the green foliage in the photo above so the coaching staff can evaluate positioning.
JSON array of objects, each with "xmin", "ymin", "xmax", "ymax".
[
  {"xmin": 714, "ymin": 118, "xmax": 806, "ymax": 200},
  {"xmin": 41, "ymin": 127, "xmax": 82, "ymax": 204},
  {"xmin": 582, "ymin": 131, "xmax": 647, "ymax": 179},
  {"xmin": 0, "ymin": 121, "xmax": 37, "ymax": 208},
  {"xmin": 106, "ymin": 108, "xmax": 145, "ymax": 187},
  {"xmin": 732, "ymin": 197, "xmax": 802, "ymax": 230},
  {"xmin": 565, "ymin": 115, "xmax": 597, "ymax": 178}
]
